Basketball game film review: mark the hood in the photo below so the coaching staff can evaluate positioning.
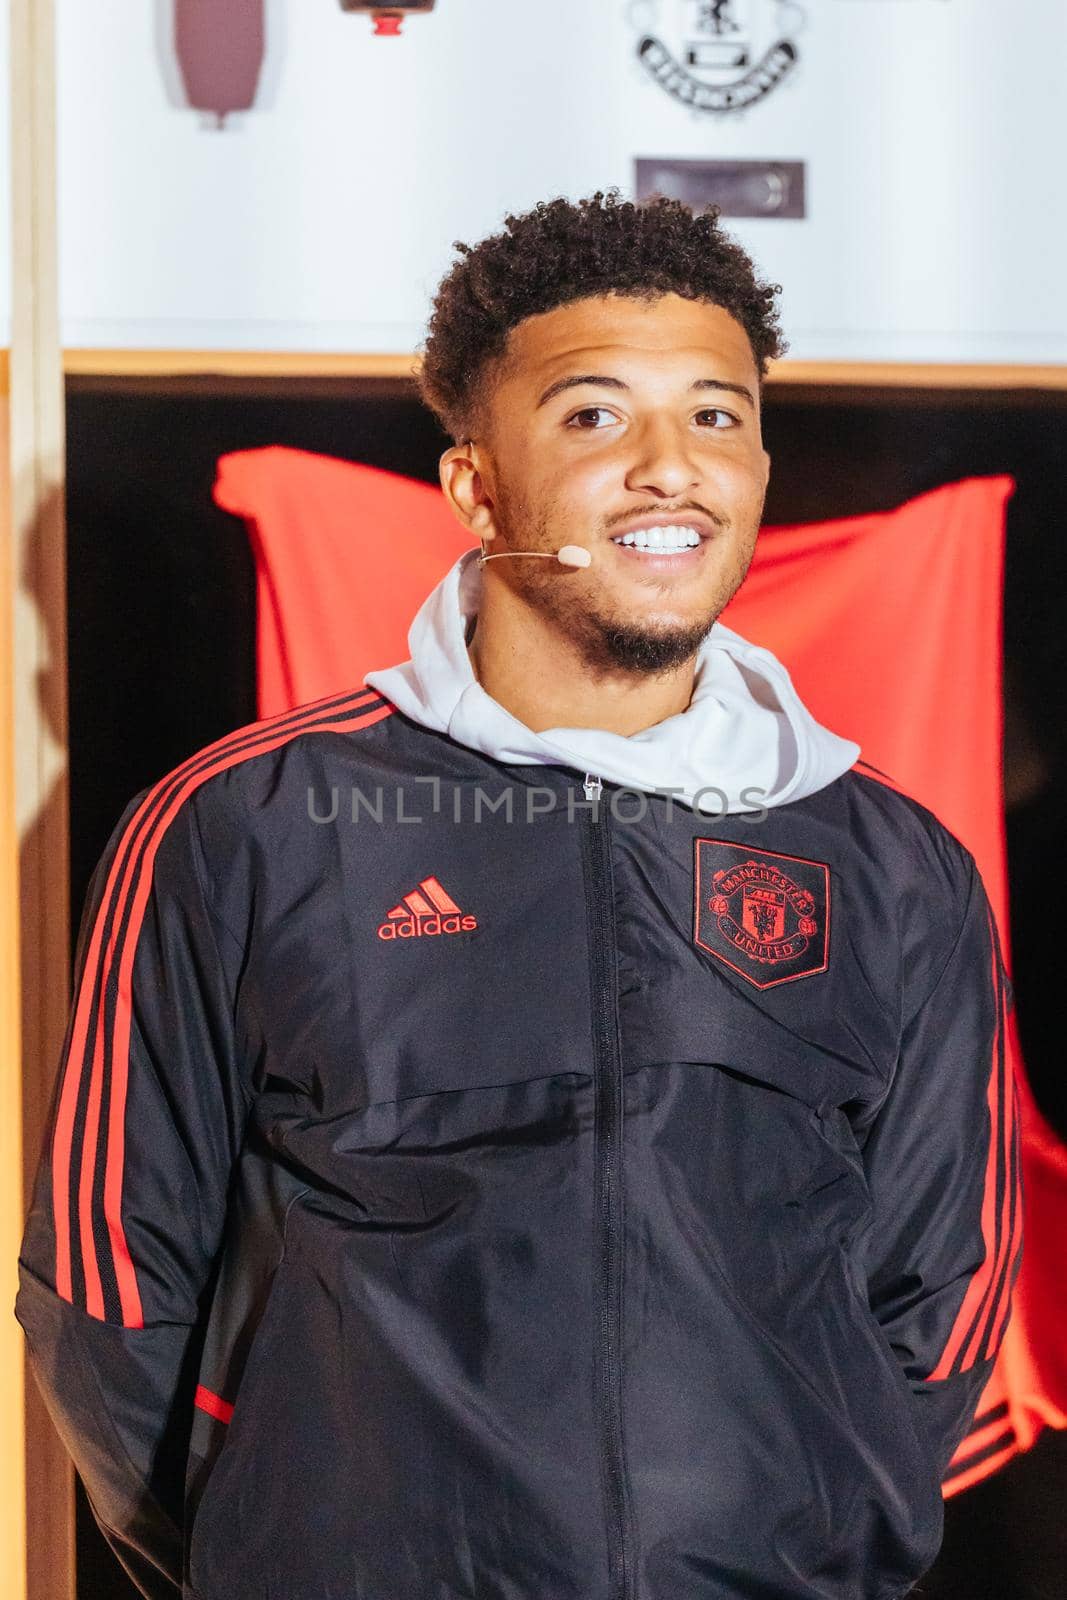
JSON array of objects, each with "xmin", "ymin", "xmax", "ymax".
[{"xmin": 365, "ymin": 548, "xmax": 860, "ymax": 815}]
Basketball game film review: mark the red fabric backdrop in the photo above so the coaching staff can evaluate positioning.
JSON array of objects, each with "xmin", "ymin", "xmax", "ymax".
[{"xmin": 214, "ymin": 446, "xmax": 1067, "ymax": 1495}]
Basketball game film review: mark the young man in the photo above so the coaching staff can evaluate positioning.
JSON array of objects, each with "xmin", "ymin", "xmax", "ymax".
[{"xmin": 17, "ymin": 191, "xmax": 1021, "ymax": 1600}]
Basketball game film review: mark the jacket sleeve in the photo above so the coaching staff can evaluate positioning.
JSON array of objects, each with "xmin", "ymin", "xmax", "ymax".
[
  {"xmin": 15, "ymin": 779, "xmax": 252, "ymax": 1599},
  {"xmin": 856, "ymin": 842, "xmax": 1024, "ymax": 1483}
]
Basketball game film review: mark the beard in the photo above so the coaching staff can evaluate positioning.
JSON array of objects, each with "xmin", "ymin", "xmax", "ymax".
[
  {"xmin": 585, "ymin": 612, "xmax": 720, "ymax": 674},
  {"xmin": 487, "ymin": 487, "xmax": 755, "ymax": 679}
]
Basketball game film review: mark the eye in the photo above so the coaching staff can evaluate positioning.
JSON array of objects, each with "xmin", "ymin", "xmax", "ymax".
[
  {"xmin": 695, "ymin": 409, "xmax": 739, "ymax": 428},
  {"xmin": 564, "ymin": 406, "xmax": 741, "ymax": 432},
  {"xmin": 565, "ymin": 406, "xmax": 617, "ymax": 430}
]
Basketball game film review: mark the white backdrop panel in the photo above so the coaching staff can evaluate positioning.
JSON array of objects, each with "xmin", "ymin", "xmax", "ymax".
[{"xmin": 54, "ymin": 0, "xmax": 1065, "ymax": 362}]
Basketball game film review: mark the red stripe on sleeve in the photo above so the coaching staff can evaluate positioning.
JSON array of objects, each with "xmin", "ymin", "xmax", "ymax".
[
  {"xmin": 51, "ymin": 688, "xmax": 393, "ymax": 1325},
  {"xmin": 985, "ymin": 1031, "xmax": 1024, "ymax": 1359},
  {"xmin": 927, "ymin": 904, "xmax": 1005, "ymax": 1379}
]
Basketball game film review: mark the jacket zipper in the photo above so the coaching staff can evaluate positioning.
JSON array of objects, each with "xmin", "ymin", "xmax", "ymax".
[{"xmin": 578, "ymin": 772, "xmax": 633, "ymax": 1600}]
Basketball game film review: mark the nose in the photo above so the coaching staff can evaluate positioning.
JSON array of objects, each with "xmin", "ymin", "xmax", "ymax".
[{"xmin": 623, "ymin": 421, "xmax": 701, "ymax": 499}]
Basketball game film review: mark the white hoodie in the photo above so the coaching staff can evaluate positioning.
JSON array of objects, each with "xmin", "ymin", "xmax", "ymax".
[{"xmin": 365, "ymin": 548, "xmax": 860, "ymax": 815}]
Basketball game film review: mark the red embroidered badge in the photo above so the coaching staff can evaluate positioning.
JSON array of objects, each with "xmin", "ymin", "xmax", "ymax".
[{"xmin": 693, "ymin": 840, "xmax": 830, "ymax": 989}]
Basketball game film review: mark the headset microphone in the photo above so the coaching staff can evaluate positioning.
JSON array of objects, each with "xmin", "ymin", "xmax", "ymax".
[
  {"xmin": 477, "ymin": 545, "xmax": 592, "ymax": 569},
  {"xmin": 466, "ymin": 445, "xmax": 592, "ymax": 570}
]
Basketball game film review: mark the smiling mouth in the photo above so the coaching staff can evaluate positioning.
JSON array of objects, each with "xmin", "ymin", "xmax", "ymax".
[{"xmin": 610, "ymin": 524, "xmax": 708, "ymax": 561}]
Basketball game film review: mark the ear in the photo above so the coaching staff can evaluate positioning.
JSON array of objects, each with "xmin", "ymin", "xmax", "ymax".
[{"xmin": 439, "ymin": 442, "xmax": 498, "ymax": 543}]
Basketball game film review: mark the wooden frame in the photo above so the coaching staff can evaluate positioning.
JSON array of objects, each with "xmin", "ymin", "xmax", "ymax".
[
  {"xmin": 1, "ymin": 349, "xmax": 29, "ymax": 1600},
  {"xmin": 8, "ymin": 1, "xmax": 74, "ymax": 1598},
  {"xmin": 60, "ymin": 349, "xmax": 1067, "ymax": 390}
]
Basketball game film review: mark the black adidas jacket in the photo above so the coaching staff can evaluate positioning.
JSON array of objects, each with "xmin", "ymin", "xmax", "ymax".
[{"xmin": 15, "ymin": 685, "xmax": 1022, "ymax": 1600}]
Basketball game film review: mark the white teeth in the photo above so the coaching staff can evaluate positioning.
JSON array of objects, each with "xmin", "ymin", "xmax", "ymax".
[{"xmin": 612, "ymin": 525, "xmax": 702, "ymax": 550}]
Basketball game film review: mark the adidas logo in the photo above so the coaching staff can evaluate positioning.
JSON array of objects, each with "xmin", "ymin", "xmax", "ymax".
[{"xmin": 377, "ymin": 874, "xmax": 478, "ymax": 941}]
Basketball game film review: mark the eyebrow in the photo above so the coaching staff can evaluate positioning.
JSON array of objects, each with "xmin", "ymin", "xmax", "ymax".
[{"xmin": 535, "ymin": 374, "xmax": 756, "ymax": 410}]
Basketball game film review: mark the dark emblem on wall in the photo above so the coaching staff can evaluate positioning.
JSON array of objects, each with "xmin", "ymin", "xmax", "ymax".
[
  {"xmin": 632, "ymin": 0, "xmax": 804, "ymax": 113},
  {"xmin": 693, "ymin": 839, "xmax": 830, "ymax": 988}
]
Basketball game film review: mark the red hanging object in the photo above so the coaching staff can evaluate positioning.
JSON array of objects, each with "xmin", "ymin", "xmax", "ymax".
[{"xmin": 338, "ymin": 2, "xmax": 438, "ymax": 36}]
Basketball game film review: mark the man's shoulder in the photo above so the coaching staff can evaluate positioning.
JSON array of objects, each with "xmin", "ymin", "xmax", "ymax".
[
  {"xmin": 195, "ymin": 681, "xmax": 401, "ymax": 791},
  {"xmin": 121, "ymin": 685, "xmax": 403, "ymax": 848},
  {"xmin": 835, "ymin": 758, "xmax": 979, "ymax": 914}
]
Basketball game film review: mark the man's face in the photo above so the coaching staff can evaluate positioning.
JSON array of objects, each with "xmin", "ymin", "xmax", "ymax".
[{"xmin": 466, "ymin": 291, "xmax": 771, "ymax": 676}]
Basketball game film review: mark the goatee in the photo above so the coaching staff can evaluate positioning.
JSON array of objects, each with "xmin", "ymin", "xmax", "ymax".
[{"xmin": 581, "ymin": 614, "xmax": 716, "ymax": 676}]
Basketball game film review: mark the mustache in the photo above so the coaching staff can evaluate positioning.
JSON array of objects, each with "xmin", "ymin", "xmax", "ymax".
[{"xmin": 606, "ymin": 506, "xmax": 730, "ymax": 531}]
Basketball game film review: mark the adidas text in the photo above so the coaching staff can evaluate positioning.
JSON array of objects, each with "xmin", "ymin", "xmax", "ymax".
[{"xmin": 378, "ymin": 912, "xmax": 478, "ymax": 940}]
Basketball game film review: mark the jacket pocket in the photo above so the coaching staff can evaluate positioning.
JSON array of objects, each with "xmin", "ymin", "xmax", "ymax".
[
  {"xmin": 185, "ymin": 1256, "xmax": 296, "ymax": 1596},
  {"xmin": 184, "ymin": 1185, "xmax": 310, "ymax": 1594},
  {"xmin": 782, "ymin": 1109, "xmax": 945, "ymax": 1546},
  {"xmin": 626, "ymin": 1053, "xmax": 943, "ymax": 1590}
]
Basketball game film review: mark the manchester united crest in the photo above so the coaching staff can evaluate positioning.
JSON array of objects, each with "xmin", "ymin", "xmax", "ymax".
[{"xmin": 694, "ymin": 839, "xmax": 830, "ymax": 988}]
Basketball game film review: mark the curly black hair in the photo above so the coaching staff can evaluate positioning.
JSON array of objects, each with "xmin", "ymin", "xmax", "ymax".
[{"xmin": 416, "ymin": 188, "xmax": 787, "ymax": 446}]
